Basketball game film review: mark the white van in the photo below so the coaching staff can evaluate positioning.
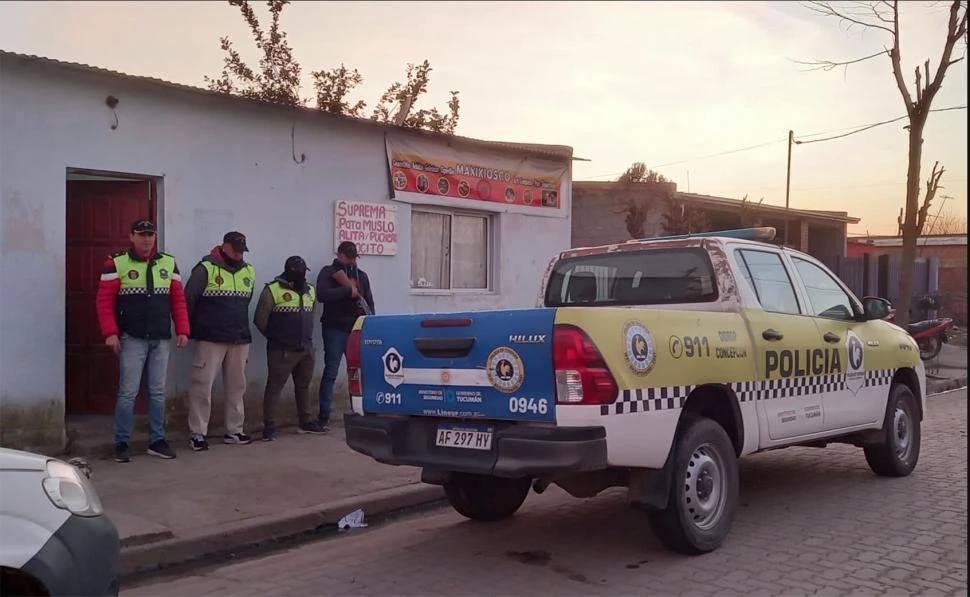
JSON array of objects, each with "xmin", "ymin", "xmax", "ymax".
[{"xmin": 0, "ymin": 448, "xmax": 119, "ymax": 596}]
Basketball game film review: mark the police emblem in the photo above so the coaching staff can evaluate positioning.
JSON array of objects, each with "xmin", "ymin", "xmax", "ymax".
[
  {"xmin": 624, "ymin": 320, "xmax": 656, "ymax": 376},
  {"xmin": 215, "ymin": 276, "xmax": 224, "ymax": 285},
  {"xmin": 282, "ymin": 292, "xmax": 293, "ymax": 302},
  {"xmin": 486, "ymin": 347, "xmax": 524, "ymax": 393},
  {"xmin": 845, "ymin": 330, "xmax": 866, "ymax": 395},
  {"xmin": 159, "ymin": 268, "xmax": 169, "ymax": 280},
  {"xmin": 243, "ymin": 277, "xmax": 252, "ymax": 287},
  {"xmin": 127, "ymin": 270, "xmax": 139, "ymax": 280}
]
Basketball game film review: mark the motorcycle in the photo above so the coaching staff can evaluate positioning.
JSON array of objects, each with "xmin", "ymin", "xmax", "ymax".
[{"xmin": 865, "ymin": 296, "xmax": 953, "ymax": 361}]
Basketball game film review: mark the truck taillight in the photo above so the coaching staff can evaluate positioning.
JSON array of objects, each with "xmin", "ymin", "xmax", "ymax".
[
  {"xmin": 552, "ymin": 324, "xmax": 618, "ymax": 405},
  {"xmin": 346, "ymin": 329, "xmax": 362, "ymax": 397}
]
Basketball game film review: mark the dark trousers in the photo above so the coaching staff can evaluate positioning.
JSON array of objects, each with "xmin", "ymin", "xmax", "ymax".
[
  {"xmin": 263, "ymin": 349, "xmax": 315, "ymax": 428},
  {"xmin": 318, "ymin": 327, "xmax": 350, "ymax": 425}
]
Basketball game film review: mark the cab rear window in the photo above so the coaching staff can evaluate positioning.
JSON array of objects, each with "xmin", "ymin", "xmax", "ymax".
[{"xmin": 544, "ymin": 248, "xmax": 718, "ymax": 307}]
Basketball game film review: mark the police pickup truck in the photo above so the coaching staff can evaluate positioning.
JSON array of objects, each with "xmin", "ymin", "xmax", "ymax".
[{"xmin": 344, "ymin": 227, "xmax": 925, "ymax": 554}]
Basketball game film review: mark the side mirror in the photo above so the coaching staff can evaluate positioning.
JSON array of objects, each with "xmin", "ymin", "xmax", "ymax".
[{"xmin": 861, "ymin": 296, "xmax": 892, "ymax": 321}]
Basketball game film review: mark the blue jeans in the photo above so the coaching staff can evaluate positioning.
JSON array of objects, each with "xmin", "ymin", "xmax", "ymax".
[
  {"xmin": 318, "ymin": 328, "xmax": 350, "ymax": 425},
  {"xmin": 114, "ymin": 334, "xmax": 170, "ymax": 445}
]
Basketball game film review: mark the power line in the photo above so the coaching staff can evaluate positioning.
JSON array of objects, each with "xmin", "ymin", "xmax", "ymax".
[
  {"xmin": 795, "ymin": 105, "xmax": 967, "ymax": 145},
  {"xmin": 580, "ymin": 104, "xmax": 967, "ymax": 180}
]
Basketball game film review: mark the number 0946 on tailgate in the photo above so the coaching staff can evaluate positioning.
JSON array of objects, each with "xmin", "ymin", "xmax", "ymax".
[{"xmin": 435, "ymin": 425, "xmax": 493, "ymax": 450}]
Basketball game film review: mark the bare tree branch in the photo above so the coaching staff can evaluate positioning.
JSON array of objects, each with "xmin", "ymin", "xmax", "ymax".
[
  {"xmin": 791, "ymin": 50, "xmax": 887, "ymax": 71},
  {"xmin": 890, "ymin": 1, "xmax": 916, "ymax": 115},
  {"xmin": 803, "ymin": 1, "xmax": 895, "ymax": 34},
  {"xmin": 917, "ymin": 161, "xmax": 946, "ymax": 233}
]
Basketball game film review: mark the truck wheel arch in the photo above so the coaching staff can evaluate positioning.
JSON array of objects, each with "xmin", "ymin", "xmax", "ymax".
[
  {"xmin": 892, "ymin": 368, "xmax": 923, "ymax": 421},
  {"xmin": 679, "ymin": 384, "xmax": 744, "ymax": 457}
]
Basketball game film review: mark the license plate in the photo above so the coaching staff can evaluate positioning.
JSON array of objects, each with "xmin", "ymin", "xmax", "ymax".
[{"xmin": 435, "ymin": 426, "xmax": 493, "ymax": 451}]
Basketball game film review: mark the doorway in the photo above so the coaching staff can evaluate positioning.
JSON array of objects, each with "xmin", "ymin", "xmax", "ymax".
[{"xmin": 65, "ymin": 170, "xmax": 157, "ymax": 415}]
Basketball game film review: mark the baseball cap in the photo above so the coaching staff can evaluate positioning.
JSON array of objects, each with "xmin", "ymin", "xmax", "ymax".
[
  {"xmin": 131, "ymin": 219, "xmax": 156, "ymax": 233},
  {"xmin": 284, "ymin": 255, "xmax": 309, "ymax": 273},
  {"xmin": 223, "ymin": 231, "xmax": 249, "ymax": 252},
  {"xmin": 337, "ymin": 241, "xmax": 358, "ymax": 258}
]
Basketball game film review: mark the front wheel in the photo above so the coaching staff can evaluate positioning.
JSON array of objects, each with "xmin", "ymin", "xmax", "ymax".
[
  {"xmin": 919, "ymin": 335, "xmax": 942, "ymax": 361},
  {"xmin": 864, "ymin": 383, "xmax": 921, "ymax": 477},
  {"xmin": 443, "ymin": 473, "xmax": 531, "ymax": 522},
  {"xmin": 647, "ymin": 415, "xmax": 739, "ymax": 555}
]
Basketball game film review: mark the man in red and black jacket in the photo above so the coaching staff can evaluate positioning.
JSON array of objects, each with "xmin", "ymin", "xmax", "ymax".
[{"xmin": 96, "ymin": 219, "xmax": 190, "ymax": 463}]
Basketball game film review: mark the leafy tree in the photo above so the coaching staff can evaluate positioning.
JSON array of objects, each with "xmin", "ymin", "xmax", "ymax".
[
  {"xmin": 206, "ymin": 0, "xmax": 460, "ymax": 132},
  {"xmin": 661, "ymin": 194, "xmax": 710, "ymax": 235},
  {"xmin": 615, "ymin": 162, "xmax": 673, "ymax": 238},
  {"xmin": 617, "ymin": 161, "xmax": 668, "ymax": 184},
  {"xmin": 801, "ymin": 0, "xmax": 968, "ymax": 325}
]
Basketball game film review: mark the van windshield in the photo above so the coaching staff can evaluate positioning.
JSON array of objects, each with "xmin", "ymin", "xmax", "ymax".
[{"xmin": 544, "ymin": 247, "xmax": 718, "ymax": 307}]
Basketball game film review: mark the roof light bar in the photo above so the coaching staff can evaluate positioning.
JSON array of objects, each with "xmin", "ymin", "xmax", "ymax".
[{"xmin": 639, "ymin": 227, "xmax": 777, "ymax": 242}]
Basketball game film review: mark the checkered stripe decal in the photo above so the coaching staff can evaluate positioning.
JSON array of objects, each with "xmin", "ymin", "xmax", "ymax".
[
  {"xmin": 601, "ymin": 369, "xmax": 899, "ymax": 416},
  {"xmin": 865, "ymin": 369, "xmax": 895, "ymax": 387},
  {"xmin": 272, "ymin": 306, "xmax": 313, "ymax": 313},
  {"xmin": 202, "ymin": 290, "xmax": 251, "ymax": 297},
  {"xmin": 118, "ymin": 287, "xmax": 170, "ymax": 295}
]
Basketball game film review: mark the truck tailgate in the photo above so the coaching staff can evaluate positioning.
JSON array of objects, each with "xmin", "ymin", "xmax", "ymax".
[{"xmin": 359, "ymin": 308, "xmax": 557, "ymax": 422}]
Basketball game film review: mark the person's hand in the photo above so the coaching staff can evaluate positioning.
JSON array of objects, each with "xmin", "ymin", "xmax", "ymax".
[
  {"xmin": 106, "ymin": 335, "xmax": 121, "ymax": 354},
  {"xmin": 350, "ymin": 286, "xmax": 360, "ymax": 299},
  {"xmin": 176, "ymin": 335, "xmax": 189, "ymax": 348}
]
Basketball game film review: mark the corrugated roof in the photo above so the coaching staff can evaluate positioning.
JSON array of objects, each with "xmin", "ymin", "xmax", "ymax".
[
  {"xmin": 572, "ymin": 182, "xmax": 860, "ymax": 224},
  {"xmin": 0, "ymin": 50, "xmax": 575, "ymax": 162}
]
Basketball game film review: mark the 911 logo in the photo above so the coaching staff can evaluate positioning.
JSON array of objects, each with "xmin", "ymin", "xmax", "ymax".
[{"xmin": 376, "ymin": 392, "xmax": 401, "ymax": 405}]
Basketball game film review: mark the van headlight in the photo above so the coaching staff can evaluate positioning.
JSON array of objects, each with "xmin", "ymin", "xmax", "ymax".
[{"xmin": 42, "ymin": 460, "xmax": 104, "ymax": 517}]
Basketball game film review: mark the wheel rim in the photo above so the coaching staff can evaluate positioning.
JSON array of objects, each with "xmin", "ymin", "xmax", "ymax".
[
  {"xmin": 683, "ymin": 443, "xmax": 727, "ymax": 531},
  {"xmin": 893, "ymin": 405, "xmax": 914, "ymax": 462}
]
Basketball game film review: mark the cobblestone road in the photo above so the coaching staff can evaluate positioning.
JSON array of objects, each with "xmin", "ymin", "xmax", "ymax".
[{"xmin": 125, "ymin": 390, "xmax": 967, "ymax": 597}]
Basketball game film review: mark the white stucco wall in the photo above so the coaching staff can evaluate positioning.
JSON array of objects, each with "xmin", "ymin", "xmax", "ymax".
[{"xmin": 0, "ymin": 56, "xmax": 571, "ymax": 446}]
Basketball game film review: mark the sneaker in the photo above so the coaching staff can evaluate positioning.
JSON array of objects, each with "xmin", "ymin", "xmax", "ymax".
[
  {"xmin": 261, "ymin": 427, "xmax": 276, "ymax": 442},
  {"xmin": 223, "ymin": 433, "xmax": 252, "ymax": 445},
  {"xmin": 297, "ymin": 421, "xmax": 327, "ymax": 435},
  {"xmin": 147, "ymin": 440, "xmax": 176, "ymax": 459},
  {"xmin": 115, "ymin": 442, "xmax": 131, "ymax": 463},
  {"xmin": 190, "ymin": 435, "xmax": 209, "ymax": 452},
  {"xmin": 317, "ymin": 420, "xmax": 331, "ymax": 433}
]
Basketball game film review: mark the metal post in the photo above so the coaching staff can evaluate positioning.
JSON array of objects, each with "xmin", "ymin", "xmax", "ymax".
[{"xmin": 784, "ymin": 130, "xmax": 793, "ymax": 246}]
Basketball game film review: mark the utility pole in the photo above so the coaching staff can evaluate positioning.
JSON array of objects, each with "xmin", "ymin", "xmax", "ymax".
[{"xmin": 784, "ymin": 129, "xmax": 793, "ymax": 246}]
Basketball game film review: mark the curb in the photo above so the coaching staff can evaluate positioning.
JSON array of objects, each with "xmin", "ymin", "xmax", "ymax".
[
  {"xmin": 927, "ymin": 376, "xmax": 968, "ymax": 395},
  {"xmin": 119, "ymin": 483, "xmax": 445, "ymax": 580}
]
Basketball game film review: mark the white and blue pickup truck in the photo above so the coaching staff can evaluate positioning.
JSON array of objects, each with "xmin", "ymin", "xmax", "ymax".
[{"xmin": 343, "ymin": 228, "xmax": 925, "ymax": 554}]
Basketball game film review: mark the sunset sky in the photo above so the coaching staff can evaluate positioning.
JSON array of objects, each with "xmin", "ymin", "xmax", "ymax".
[{"xmin": 1, "ymin": 0, "xmax": 966, "ymax": 235}]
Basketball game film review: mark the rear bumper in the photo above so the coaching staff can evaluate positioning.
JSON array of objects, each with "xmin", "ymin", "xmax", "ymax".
[{"xmin": 344, "ymin": 414, "xmax": 608, "ymax": 478}]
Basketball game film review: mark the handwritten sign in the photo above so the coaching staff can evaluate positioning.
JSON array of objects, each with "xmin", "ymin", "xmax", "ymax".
[{"xmin": 334, "ymin": 200, "xmax": 398, "ymax": 256}]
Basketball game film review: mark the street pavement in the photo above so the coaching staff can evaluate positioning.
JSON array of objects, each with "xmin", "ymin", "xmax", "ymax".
[{"xmin": 124, "ymin": 389, "xmax": 968, "ymax": 597}]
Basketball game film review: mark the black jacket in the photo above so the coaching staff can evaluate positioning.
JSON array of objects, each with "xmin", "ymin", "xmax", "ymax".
[
  {"xmin": 316, "ymin": 260, "xmax": 375, "ymax": 333},
  {"xmin": 254, "ymin": 276, "xmax": 315, "ymax": 352},
  {"xmin": 183, "ymin": 247, "xmax": 254, "ymax": 344}
]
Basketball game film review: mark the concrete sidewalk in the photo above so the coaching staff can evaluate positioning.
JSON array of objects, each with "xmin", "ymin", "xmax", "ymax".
[
  {"xmin": 90, "ymin": 427, "xmax": 443, "ymax": 577},
  {"xmin": 926, "ymin": 342, "xmax": 968, "ymax": 394}
]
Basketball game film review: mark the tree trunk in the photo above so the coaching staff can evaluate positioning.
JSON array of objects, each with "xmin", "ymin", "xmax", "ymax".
[{"xmin": 895, "ymin": 117, "xmax": 927, "ymax": 327}]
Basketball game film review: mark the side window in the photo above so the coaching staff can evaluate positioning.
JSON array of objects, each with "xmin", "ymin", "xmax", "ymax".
[
  {"xmin": 792, "ymin": 258, "xmax": 856, "ymax": 321},
  {"xmin": 736, "ymin": 250, "xmax": 801, "ymax": 315}
]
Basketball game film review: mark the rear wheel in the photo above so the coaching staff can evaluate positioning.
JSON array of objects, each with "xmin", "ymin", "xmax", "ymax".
[
  {"xmin": 864, "ymin": 383, "xmax": 921, "ymax": 477},
  {"xmin": 443, "ymin": 473, "xmax": 531, "ymax": 522},
  {"xmin": 0, "ymin": 567, "xmax": 49, "ymax": 597},
  {"xmin": 918, "ymin": 336, "xmax": 942, "ymax": 361},
  {"xmin": 647, "ymin": 415, "xmax": 739, "ymax": 555}
]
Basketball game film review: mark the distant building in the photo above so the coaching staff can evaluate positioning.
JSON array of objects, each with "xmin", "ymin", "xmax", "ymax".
[
  {"xmin": 571, "ymin": 181, "xmax": 859, "ymax": 268},
  {"xmin": 848, "ymin": 234, "xmax": 968, "ymax": 326}
]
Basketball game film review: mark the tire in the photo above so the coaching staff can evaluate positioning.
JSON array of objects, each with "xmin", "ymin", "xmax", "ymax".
[
  {"xmin": 647, "ymin": 415, "xmax": 739, "ymax": 555},
  {"xmin": 918, "ymin": 336, "xmax": 942, "ymax": 361},
  {"xmin": 864, "ymin": 383, "xmax": 921, "ymax": 477},
  {"xmin": 443, "ymin": 473, "xmax": 531, "ymax": 522},
  {"xmin": 0, "ymin": 567, "xmax": 49, "ymax": 597}
]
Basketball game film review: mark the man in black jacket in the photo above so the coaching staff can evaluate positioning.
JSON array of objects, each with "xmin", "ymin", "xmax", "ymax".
[
  {"xmin": 316, "ymin": 241, "xmax": 375, "ymax": 430},
  {"xmin": 254, "ymin": 256, "xmax": 325, "ymax": 440}
]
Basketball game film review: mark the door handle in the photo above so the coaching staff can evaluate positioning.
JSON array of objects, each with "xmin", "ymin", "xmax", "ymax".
[
  {"xmin": 823, "ymin": 332, "xmax": 841, "ymax": 343},
  {"xmin": 762, "ymin": 329, "xmax": 784, "ymax": 341}
]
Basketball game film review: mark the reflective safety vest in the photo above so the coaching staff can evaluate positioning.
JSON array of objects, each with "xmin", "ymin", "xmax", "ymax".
[
  {"xmin": 113, "ymin": 251, "xmax": 177, "ymax": 340},
  {"xmin": 191, "ymin": 259, "xmax": 255, "ymax": 344},
  {"xmin": 265, "ymin": 280, "xmax": 316, "ymax": 352}
]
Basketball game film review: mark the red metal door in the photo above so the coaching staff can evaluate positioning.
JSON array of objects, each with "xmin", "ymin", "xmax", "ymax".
[{"xmin": 66, "ymin": 179, "xmax": 155, "ymax": 415}]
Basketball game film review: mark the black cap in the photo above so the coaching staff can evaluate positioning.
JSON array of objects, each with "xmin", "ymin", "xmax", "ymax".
[
  {"xmin": 284, "ymin": 255, "xmax": 309, "ymax": 273},
  {"xmin": 337, "ymin": 241, "xmax": 358, "ymax": 258},
  {"xmin": 131, "ymin": 219, "xmax": 156, "ymax": 233},
  {"xmin": 223, "ymin": 231, "xmax": 249, "ymax": 252}
]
